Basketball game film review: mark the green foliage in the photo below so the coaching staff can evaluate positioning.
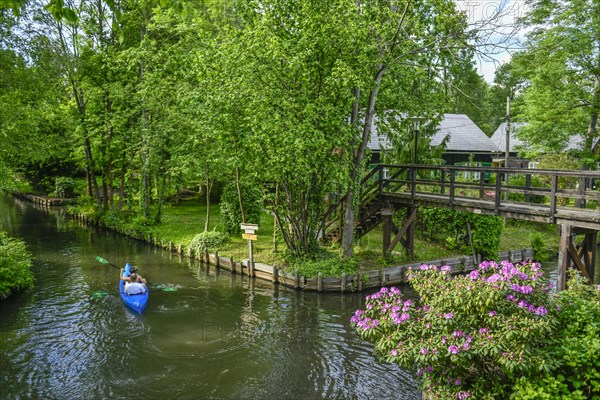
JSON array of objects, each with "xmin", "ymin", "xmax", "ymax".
[
  {"xmin": 420, "ymin": 208, "xmax": 503, "ymax": 260},
  {"xmin": 352, "ymin": 264, "xmax": 600, "ymax": 400},
  {"xmin": 53, "ymin": 177, "xmax": 75, "ymax": 198},
  {"xmin": 0, "ymin": 231, "xmax": 34, "ymax": 299},
  {"xmin": 291, "ymin": 253, "xmax": 358, "ymax": 278},
  {"xmin": 511, "ymin": 272, "xmax": 600, "ymax": 399},
  {"xmin": 97, "ymin": 210, "xmax": 152, "ymax": 238},
  {"xmin": 508, "ymin": 174, "xmax": 545, "ymax": 204},
  {"xmin": 537, "ymin": 153, "xmax": 581, "ymax": 173},
  {"xmin": 537, "ymin": 154, "xmax": 582, "ymax": 206},
  {"xmin": 219, "ymin": 182, "xmax": 262, "ymax": 234},
  {"xmin": 189, "ymin": 231, "xmax": 229, "ymax": 254},
  {"xmin": 511, "ymin": 375, "xmax": 588, "ymax": 400},
  {"xmin": 530, "ymin": 232, "xmax": 548, "ymax": 263},
  {"xmin": 511, "ymin": 0, "xmax": 599, "ymax": 157},
  {"xmin": 469, "ymin": 214, "xmax": 503, "ymax": 260}
]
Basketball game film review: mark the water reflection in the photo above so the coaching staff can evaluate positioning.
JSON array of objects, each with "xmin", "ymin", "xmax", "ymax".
[{"xmin": 0, "ymin": 193, "xmax": 420, "ymax": 400}]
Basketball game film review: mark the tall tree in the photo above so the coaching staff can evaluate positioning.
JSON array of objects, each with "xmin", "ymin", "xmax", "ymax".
[
  {"xmin": 340, "ymin": 0, "xmax": 470, "ymax": 257},
  {"xmin": 0, "ymin": 4, "xmax": 73, "ymax": 190},
  {"xmin": 225, "ymin": 0, "xmax": 361, "ymax": 257},
  {"xmin": 512, "ymin": 0, "xmax": 600, "ymax": 159}
]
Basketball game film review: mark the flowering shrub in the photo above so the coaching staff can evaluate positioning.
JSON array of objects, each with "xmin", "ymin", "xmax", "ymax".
[
  {"xmin": 352, "ymin": 260, "xmax": 558, "ymax": 399},
  {"xmin": 511, "ymin": 272, "xmax": 600, "ymax": 399}
]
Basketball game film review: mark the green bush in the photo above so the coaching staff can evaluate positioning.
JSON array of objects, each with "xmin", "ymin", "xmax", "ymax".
[
  {"xmin": 0, "ymin": 231, "xmax": 34, "ymax": 299},
  {"xmin": 420, "ymin": 208, "xmax": 503, "ymax": 260},
  {"xmin": 189, "ymin": 231, "xmax": 229, "ymax": 254},
  {"xmin": 469, "ymin": 213, "xmax": 503, "ymax": 260},
  {"xmin": 510, "ymin": 272, "xmax": 600, "ymax": 399},
  {"xmin": 96, "ymin": 210, "xmax": 152, "ymax": 238},
  {"xmin": 219, "ymin": 182, "xmax": 262, "ymax": 234},
  {"xmin": 129, "ymin": 215, "xmax": 152, "ymax": 238},
  {"xmin": 53, "ymin": 177, "xmax": 75, "ymax": 198},
  {"xmin": 530, "ymin": 232, "xmax": 549, "ymax": 263},
  {"xmin": 98, "ymin": 209, "xmax": 123, "ymax": 230},
  {"xmin": 291, "ymin": 254, "xmax": 358, "ymax": 278}
]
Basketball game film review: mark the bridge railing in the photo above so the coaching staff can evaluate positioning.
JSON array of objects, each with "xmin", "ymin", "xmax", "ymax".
[{"xmin": 377, "ymin": 164, "xmax": 600, "ymax": 216}]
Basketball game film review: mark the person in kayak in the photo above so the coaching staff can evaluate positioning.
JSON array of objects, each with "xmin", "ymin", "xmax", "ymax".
[
  {"xmin": 124, "ymin": 273, "xmax": 146, "ymax": 295},
  {"xmin": 120, "ymin": 265, "xmax": 147, "ymax": 284}
]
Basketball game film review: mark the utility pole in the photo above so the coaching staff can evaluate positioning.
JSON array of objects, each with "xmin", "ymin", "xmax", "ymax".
[
  {"xmin": 505, "ymin": 96, "xmax": 510, "ymax": 168},
  {"xmin": 504, "ymin": 97, "xmax": 510, "ymax": 201}
]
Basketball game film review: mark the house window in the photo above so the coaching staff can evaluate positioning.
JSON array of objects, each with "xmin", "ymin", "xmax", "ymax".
[{"xmin": 459, "ymin": 162, "xmax": 480, "ymax": 180}]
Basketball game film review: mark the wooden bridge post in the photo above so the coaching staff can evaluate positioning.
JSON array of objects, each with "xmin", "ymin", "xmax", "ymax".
[
  {"xmin": 582, "ymin": 231, "xmax": 597, "ymax": 284},
  {"xmin": 406, "ymin": 206, "xmax": 415, "ymax": 257},
  {"xmin": 382, "ymin": 208, "xmax": 395, "ymax": 256},
  {"xmin": 557, "ymin": 225, "xmax": 599, "ymax": 290},
  {"xmin": 556, "ymin": 224, "xmax": 572, "ymax": 291}
]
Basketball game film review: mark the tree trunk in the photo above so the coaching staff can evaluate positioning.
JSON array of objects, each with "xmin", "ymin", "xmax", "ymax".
[
  {"xmin": 154, "ymin": 171, "xmax": 165, "ymax": 224},
  {"xmin": 204, "ymin": 162, "xmax": 213, "ymax": 232},
  {"xmin": 105, "ymin": 91, "xmax": 114, "ymax": 209},
  {"xmin": 588, "ymin": 77, "xmax": 599, "ymax": 153},
  {"xmin": 117, "ymin": 163, "xmax": 125, "ymax": 210},
  {"xmin": 139, "ymin": 10, "xmax": 150, "ymax": 218},
  {"xmin": 340, "ymin": 2, "xmax": 410, "ymax": 258},
  {"xmin": 341, "ymin": 65, "xmax": 387, "ymax": 257},
  {"xmin": 235, "ymin": 166, "xmax": 246, "ymax": 223},
  {"xmin": 273, "ymin": 183, "xmax": 279, "ymax": 252}
]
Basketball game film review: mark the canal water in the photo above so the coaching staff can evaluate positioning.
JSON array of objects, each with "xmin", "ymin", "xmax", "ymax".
[{"xmin": 0, "ymin": 193, "xmax": 420, "ymax": 400}]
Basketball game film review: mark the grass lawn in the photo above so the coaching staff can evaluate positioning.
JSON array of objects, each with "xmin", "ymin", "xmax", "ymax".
[{"xmin": 147, "ymin": 196, "xmax": 560, "ymax": 272}]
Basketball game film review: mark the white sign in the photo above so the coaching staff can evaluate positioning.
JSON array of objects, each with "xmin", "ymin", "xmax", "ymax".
[{"xmin": 240, "ymin": 223, "xmax": 259, "ymax": 233}]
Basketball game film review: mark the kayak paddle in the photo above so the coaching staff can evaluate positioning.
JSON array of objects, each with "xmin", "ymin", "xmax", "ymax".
[
  {"xmin": 95, "ymin": 256, "xmax": 120, "ymax": 270},
  {"xmin": 95, "ymin": 256, "xmax": 177, "ymax": 292}
]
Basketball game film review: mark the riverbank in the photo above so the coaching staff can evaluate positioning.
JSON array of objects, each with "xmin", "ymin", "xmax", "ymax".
[
  {"xmin": 61, "ymin": 195, "xmax": 553, "ymax": 292},
  {"xmin": 8, "ymin": 191, "xmax": 557, "ymax": 291}
]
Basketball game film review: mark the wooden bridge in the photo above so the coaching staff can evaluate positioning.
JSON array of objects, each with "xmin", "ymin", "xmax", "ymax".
[{"xmin": 324, "ymin": 164, "xmax": 600, "ymax": 290}]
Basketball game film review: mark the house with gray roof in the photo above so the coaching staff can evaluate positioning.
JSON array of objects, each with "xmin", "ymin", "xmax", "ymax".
[
  {"xmin": 430, "ymin": 114, "xmax": 501, "ymax": 165},
  {"xmin": 490, "ymin": 122, "xmax": 595, "ymax": 168},
  {"xmin": 367, "ymin": 113, "xmax": 501, "ymax": 165}
]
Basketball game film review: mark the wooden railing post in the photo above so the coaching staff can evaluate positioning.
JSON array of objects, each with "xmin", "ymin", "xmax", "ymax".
[
  {"xmin": 525, "ymin": 174, "xmax": 531, "ymax": 203},
  {"xmin": 440, "ymin": 168, "xmax": 446, "ymax": 195},
  {"xmin": 479, "ymin": 173, "xmax": 485, "ymax": 198},
  {"xmin": 494, "ymin": 171, "xmax": 502, "ymax": 214},
  {"xmin": 550, "ymin": 175, "xmax": 558, "ymax": 223},
  {"xmin": 449, "ymin": 169, "xmax": 455, "ymax": 205},
  {"xmin": 410, "ymin": 166, "xmax": 417, "ymax": 201},
  {"xmin": 576, "ymin": 176, "xmax": 586, "ymax": 208}
]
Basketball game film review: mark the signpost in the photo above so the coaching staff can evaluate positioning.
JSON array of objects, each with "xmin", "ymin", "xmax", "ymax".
[{"xmin": 240, "ymin": 223, "xmax": 258, "ymax": 276}]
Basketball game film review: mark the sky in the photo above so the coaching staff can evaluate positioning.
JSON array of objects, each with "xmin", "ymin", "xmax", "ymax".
[{"xmin": 454, "ymin": 0, "xmax": 530, "ymax": 83}]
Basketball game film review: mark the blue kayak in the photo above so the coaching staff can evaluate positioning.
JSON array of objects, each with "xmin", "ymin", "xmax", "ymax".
[{"xmin": 119, "ymin": 263, "xmax": 149, "ymax": 314}]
